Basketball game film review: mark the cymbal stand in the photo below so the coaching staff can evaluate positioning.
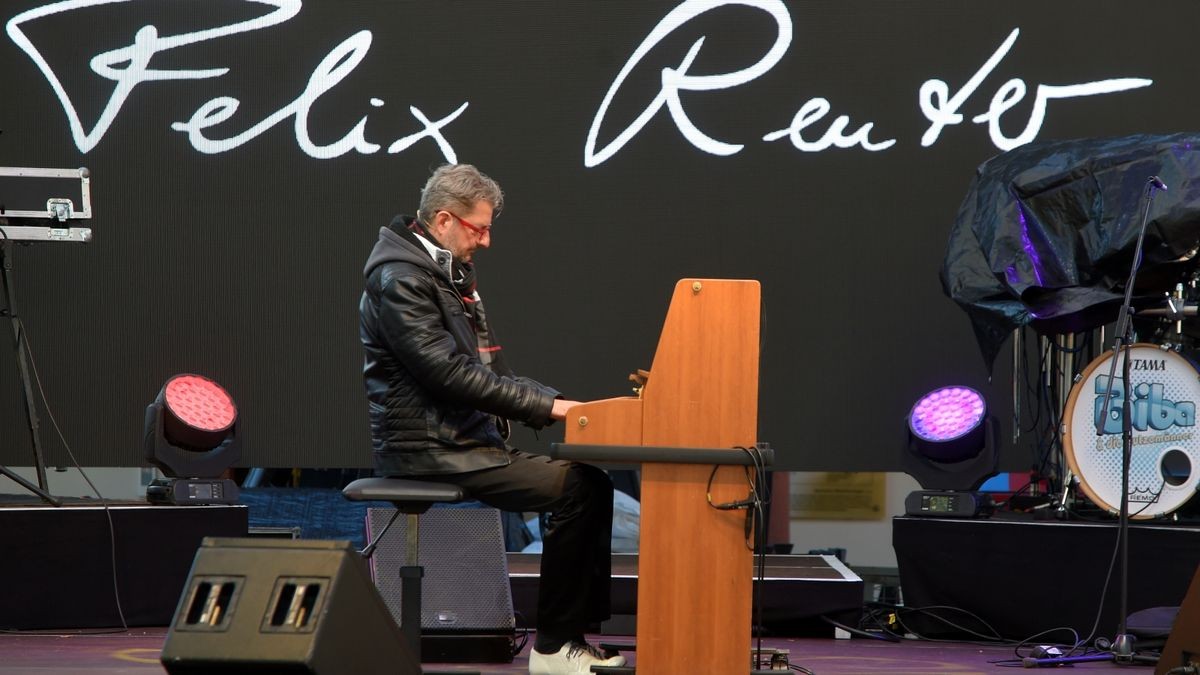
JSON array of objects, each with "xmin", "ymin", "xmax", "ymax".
[
  {"xmin": 1055, "ymin": 333, "xmax": 1077, "ymax": 517},
  {"xmin": 1030, "ymin": 334, "xmax": 1051, "ymax": 504},
  {"xmin": 1012, "ymin": 328, "xmax": 1021, "ymax": 446}
]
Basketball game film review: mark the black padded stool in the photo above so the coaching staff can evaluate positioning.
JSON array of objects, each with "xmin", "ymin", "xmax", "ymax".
[{"xmin": 343, "ymin": 477, "xmax": 476, "ymax": 675}]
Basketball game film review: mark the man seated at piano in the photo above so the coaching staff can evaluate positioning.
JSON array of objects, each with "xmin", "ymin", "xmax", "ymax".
[{"xmin": 359, "ymin": 163, "xmax": 625, "ymax": 675}]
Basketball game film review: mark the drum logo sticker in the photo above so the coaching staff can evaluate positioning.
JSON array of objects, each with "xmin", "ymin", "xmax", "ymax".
[
  {"xmin": 1068, "ymin": 345, "xmax": 1199, "ymax": 517},
  {"xmin": 1093, "ymin": 376, "xmax": 1196, "ymax": 436}
]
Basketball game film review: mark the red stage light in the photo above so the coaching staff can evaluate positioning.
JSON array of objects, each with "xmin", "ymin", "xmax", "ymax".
[
  {"xmin": 145, "ymin": 373, "xmax": 241, "ymax": 504},
  {"xmin": 163, "ymin": 374, "xmax": 237, "ymax": 446}
]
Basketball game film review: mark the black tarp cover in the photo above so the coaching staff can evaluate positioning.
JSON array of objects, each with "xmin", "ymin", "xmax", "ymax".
[{"xmin": 941, "ymin": 133, "xmax": 1200, "ymax": 371}]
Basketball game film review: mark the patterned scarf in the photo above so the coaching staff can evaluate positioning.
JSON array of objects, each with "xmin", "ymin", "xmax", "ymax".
[{"xmin": 400, "ymin": 216, "xmax": 512, "ymax": 377}]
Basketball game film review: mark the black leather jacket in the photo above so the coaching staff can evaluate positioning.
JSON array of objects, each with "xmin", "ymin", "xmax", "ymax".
[{"xmin": 360, "ymin": 218, "xmax": 558, "ymax": 476}]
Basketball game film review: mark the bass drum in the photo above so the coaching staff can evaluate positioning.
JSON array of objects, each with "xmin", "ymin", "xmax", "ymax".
[{"xmin": 1063, "ymin": 343, "xmax": 1200, "ymax": 519}]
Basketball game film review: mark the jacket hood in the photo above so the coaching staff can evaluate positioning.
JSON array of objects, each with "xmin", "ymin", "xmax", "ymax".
[{"xmin": 363, "ymin": 214, "xmax": 449, "ymax": 280}]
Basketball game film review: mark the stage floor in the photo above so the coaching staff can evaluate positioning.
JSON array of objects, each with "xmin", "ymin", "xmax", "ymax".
[{"xmin": 0, "ymin": 627, "xmax": 1155, "ymax": 673}]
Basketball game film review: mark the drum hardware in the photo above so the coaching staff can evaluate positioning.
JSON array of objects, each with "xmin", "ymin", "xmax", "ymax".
[
  {"xmin": 1019, "ymin": 332, "xmax": 1081, "ymax": 509},
  {"xmin": 1057, "ymin": 333, "xmax": 1076, "ymax": 507},
  {"xmin": 1055, "ymin": 473, "xmax": 1078, "ymax": 519},
  {"xmin": 1137, "ymin": 298, "xmax": 1197, "ymax": 320},
  {"xmin": 1172, "ymin": 283, "xmax": 1186, "ymax": 335},
  {"xmin": 1041, "ymin": 335, "xmax": 1051, "ymax": 394},
  {"xmin": 1137, "ymin": 278, "xmax": 1200, "ymax": 351},
  {"xmin": 1057, "ymin": 334, "xmax": 1076, "ymax": 414},
  {"xmin": 1013, "ymin": 329, "xmax": 1021, "ymax": 445},
  {"xmin": 1056, "ymin": 408, "xmax": 1075, "ymax": 519},
  {"xmin": 1137, "ymin": 281, "xmax": 1199, "ymax": 334}
]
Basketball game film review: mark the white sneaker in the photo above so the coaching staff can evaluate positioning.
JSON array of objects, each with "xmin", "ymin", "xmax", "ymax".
[{"xmin": 529, "ymin": 640, "xmax": 627, "ymax": 674}]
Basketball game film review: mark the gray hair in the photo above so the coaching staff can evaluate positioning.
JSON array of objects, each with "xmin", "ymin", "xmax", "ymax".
[{"xmin": 417, "ymin": 164, "xmax": 504, "ymax": 226}]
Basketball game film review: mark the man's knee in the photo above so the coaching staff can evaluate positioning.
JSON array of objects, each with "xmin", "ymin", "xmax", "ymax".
[{"xmin": 572, "ymin": 463, "xmax": 613, "ymax": 495}]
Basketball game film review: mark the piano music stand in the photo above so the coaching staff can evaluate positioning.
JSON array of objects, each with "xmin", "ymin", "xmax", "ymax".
[{"xmin": 0, "ymin": 166, "xmax": 93, "ymax": 506}]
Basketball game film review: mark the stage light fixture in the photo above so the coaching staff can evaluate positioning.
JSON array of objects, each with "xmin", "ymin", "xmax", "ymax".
[
  {"xmin": 145, "ymin": 374, "xmax": 241, "ymax": 505},
  {"xmin": 902, "ymin": 385, "xmax": 999, "ymax": 518}
]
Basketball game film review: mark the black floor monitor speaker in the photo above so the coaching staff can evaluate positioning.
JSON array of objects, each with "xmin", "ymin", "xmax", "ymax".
[
  {"xmin": 161, "ymin": 537, "xmax": 419, "ymax": 675},
  {"xmin": 1156, "ymin": 563, "xmax": 1200, "ymax": 675},
  {"xmin": 366, "ymin": 507, "xmax": 515, "ymax": 663}
]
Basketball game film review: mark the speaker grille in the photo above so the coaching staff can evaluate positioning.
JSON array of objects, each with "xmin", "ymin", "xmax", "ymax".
[{"xmin": 366, "ymin": 508, "xmax": 515, "ymax": 633}]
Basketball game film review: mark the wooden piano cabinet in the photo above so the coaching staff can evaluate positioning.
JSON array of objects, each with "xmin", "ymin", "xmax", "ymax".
[{"xmin": 563, "ymin": 279, "xmax": 761, "ymax": 675}]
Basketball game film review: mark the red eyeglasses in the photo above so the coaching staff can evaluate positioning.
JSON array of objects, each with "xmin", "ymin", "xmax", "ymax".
[{"xmin": 443, "ymin": 210, "xmax": 492, "ymax": 237}]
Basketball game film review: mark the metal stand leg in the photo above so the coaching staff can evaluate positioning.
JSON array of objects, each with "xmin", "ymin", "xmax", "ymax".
[
  {"xmin": 0, "ymin": 240, "xmax": 58, "ymax": 506},
  {"xmin": 401, "ymin": 513, "xmax": 423, "ymax": 662},
  {"xmin": 1056, "ymin": 335, "xmax": 1076, "ymax": 516}
]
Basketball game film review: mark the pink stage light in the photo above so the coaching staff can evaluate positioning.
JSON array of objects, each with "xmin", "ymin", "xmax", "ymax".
[{"xmin": 909, "ymin": 386, "xmax": 986, "ymax": 443}]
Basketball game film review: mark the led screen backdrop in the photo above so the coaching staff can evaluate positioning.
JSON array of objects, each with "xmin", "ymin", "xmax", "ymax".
[{"xmin": 0, "ymin": 0, "xmax": 1194, "ymax": 470}]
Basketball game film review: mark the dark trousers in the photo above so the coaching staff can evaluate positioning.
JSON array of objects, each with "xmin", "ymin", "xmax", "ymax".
[{"xmin": 418, "ymin": 450, "xmax": 614, "ymax": 639}]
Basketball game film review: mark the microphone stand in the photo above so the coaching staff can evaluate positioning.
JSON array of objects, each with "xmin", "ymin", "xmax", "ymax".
[
  {"xmin": 1030, "ymin": 176, "xmax": 1166, "ymax": 668},
  {"xmin": 1100, "ymin": 176, "xmax": 1166, "ymax": 662}
]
